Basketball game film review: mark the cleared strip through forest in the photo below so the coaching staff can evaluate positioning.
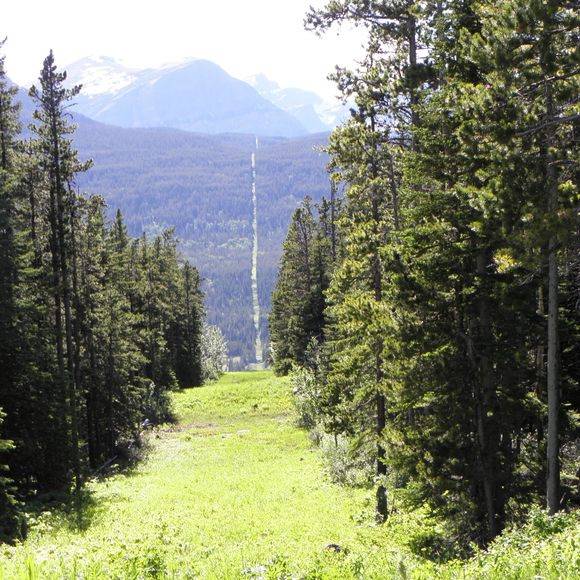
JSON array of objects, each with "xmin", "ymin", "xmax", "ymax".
[{"xmin": 250, "ymin": 138, "xmax": 264, "ymax": 365}]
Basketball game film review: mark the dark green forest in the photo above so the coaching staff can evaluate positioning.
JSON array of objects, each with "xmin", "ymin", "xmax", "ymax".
[
  {"xmin": 0, "ymin": 47, "xmax": 204, "ymax": 539},
  {"xmin": 270, "ymin": 0, "xmax": 578, "ymax": 548},
  {"xmin": 75, "ymin": 130, "xmax": 330, "ymax": 367}
]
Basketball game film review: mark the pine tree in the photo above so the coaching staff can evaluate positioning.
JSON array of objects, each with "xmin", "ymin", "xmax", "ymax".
[
  {"xmin": 470, "ymin": 0, "xmax": 579, "ymax": 516},
  {"xmin": 0, "ymin": 40, "xmax": 66, "ymax": 494},
  {"xmin": 306, "ymin": 0, "xmax": 430, "ymax": 523},
  {"xmin": 0, "ymin": 40, "xmax": 22, "ymax": 487},
  {"xmin": 29, "ymin": 50, "xmax": 91, "ymax": 495},
  {"xmin": 301, "ymin": 0, "xmax": 578, "ymax": 542},
  {"xmin": 269, "ymin": 196, "xmax": 339, "ymax": 375},
  {"xmin": 173, "ymin": 262, "xmax": 204, "ymax": 387},
  {"xmin": 0, "ymin": 50, "xmax": 207, "ymax": 507}
]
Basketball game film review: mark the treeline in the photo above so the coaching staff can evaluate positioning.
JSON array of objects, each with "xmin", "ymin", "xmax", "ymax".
[
  {"xmin": 270, "ymin": 0, "xmax": 578, "ymax": 547},
  {"xmin": 0, "ymin": 47, "xmax": 204, "ymax": 540}
]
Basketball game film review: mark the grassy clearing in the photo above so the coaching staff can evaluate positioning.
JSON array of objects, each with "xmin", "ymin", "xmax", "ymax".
[{"xmin": 0, "ymin": 371, "xmax": 578, "ymax": 579}]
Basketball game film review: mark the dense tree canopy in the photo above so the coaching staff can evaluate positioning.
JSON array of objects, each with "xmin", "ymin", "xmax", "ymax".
[
  {"xmin": 269, "ymin": 195, "xmax": 340, "ymax": 374},
  {"xmin": 271, "ymin": 0, "xmax": 579, "ymax": 546},
  {"xmin": 0, "ymin": 48, "xmax": 206, "ymax": 541}
]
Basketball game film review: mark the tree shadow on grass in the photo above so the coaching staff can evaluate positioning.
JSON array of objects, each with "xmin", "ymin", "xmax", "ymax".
[
  {"xmin": 24, "ymin": 486, "xmax": 100, "ymax": 533},
  {"xmin": 22, "ymin": 432, "xmax": 161, "ymax": 535}
]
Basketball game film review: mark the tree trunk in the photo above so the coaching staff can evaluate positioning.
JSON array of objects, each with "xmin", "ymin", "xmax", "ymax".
[
  {"xmin": 330, "ymin": 181, "xmax": 337, "ymax": 262},
  {"xmin": 542, "ymin": 39, "xmax": 561, "ymax": 516},
  {"xmin": 535, "ymin": 283, "xmax": 546, "ymax": 447},
  {"xmin": 27, "ymin": 173, "xmax": 41, "ymax": 267},
  {"xmin": 475, "ymin": 249, "xmax": 499, "ymax": 539},
  {"xmin": 48, "ymin": 73, "xmax": 81, "ymax": 496},
  {"xmin": 370, "ymin": 115, "xmax": 388, "ymax": 522},
  {"xmin": 408, "ymin": 16, "xmax": 420, "ymax": 139},
  {"xmin": 546, "ymin": 198, "xmax": 560, "ymax": 514},
  {"xmin": 47, "ymin": 170, "xmax": 67, "ymax": 421},
  {"xmin": 0, "ymin": 96, "xmax": 7, "ymax": 169},
  {"xmin": 69, "ymin": 196, "xmax": 85, "ymax": 488}
]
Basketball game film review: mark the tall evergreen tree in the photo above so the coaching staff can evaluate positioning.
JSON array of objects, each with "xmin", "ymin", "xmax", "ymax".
[
  {"xmin": 296, "ymin": 0, "xmax": 579, "ymax": 544},
  {"xmin": 173, "ymin": 262, "xmax": 204, "ymax": 387},
  {"xmin": 0, "ymin": 39, "xmax": 22, "ymax": 484},
  {"xmin": 306, "ymin": 0, "xmax": 430, "ymax": 523},
  {"xmin": 270, "ymin": 196, "xmax": 339, "ymax": 375},
  {"xmin": 29, "ymin": 50, "xmax": 91, "ymax": 495},
  {"xmin": 470, "ymin": 0, "xmax": 579, "ymax": 517}
]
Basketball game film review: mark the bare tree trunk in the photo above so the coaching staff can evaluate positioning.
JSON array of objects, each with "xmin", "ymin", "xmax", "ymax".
[
  {"xmin": 475, "ymin": 249, "xmax": 499, "ymax": 539},
  {"xmin": 374, "ymin": 232, "xmax": 387, "ymax": 521},
  {"xmin": 330, "ymin": 181, "xmax": 337, "ymax": 262},
  {"xmin": 536, "ymin": 284, "xmax": 545, "ymax": 446},
  {"xmin": 374, "ymin": 247, "xmax": 387, "ymax": 522},
  {"xmin": 546, "ymin": 186, "xmax": 560, "ymax": 515},
  {"xmin": 541, "ymin": 34, "xmax": 561, "ymax": 516},
  {"xmin": 68, "ymin": 194, "xmax": 84, "ymax": 494},
  {"xmin": 369, "ymin": 115, "xmax": 388, "ymax": 522},
  {"xmin": 408, "ymin": 16, "xmax": 420, "ymax": 139},
  {"xmin": 388, "ymin": 153, "xmax": 400, "ymax": 231},
  {"xmin": 26, "ymin": 167, "xmax": 42, "ymax": 267},
  {"xmin": 0, "ymin": 97, "xmax": 7, "ymax": 170},
  {"xmin": 47, "ymin": 173, "xmax": 67, "ymax": 419}
]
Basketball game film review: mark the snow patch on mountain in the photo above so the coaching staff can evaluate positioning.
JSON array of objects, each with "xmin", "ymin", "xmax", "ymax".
[
  {"xmin": 63, "ymin": 56, "xmax": 346, "ymax": 136},
  {"xmin": 65, "ymin": 56, "xmax": 139, "ymax": 96}
]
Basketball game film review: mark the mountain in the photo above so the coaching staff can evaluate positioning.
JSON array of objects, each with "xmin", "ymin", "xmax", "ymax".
[
  {"xmin": 65, "ymin": 57, "xmax": 308, "ymax": 138},
  {"xmin": 65, "ymin": 55, "xmax": 139, "ymax": 97},
  {"xmin": 246, "ymin": 73, "xmax": 350, "ymax": 133},
  {"xmin": 15, "ymin": 86, "xmax": 330, "ymax": 367}
]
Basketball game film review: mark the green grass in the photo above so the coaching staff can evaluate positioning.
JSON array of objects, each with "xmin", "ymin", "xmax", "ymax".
[{"xmin": 0, "ymin": 371, "xmax": 578, "ymax": 579}]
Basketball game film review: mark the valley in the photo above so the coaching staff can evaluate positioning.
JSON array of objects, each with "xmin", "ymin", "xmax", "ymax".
[
  {"xmin": 15, "ymin": 80, "xmax": 331, "ymax": 367},
  {"xmin": 2, "ymin": 0, "xmax": 577, "ymax": 569},
  {"xmin": 72, "ymin": 122, "xmax": 330, "ymax": 367}
]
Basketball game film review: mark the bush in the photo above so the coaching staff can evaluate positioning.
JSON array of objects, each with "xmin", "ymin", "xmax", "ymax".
[
  {"xmin": 201, "ymin": 324, "xmax": 229, "ymax": 382},
  {"xmin": 320, "ymin": 434, "xmax": 374, "ymax": 488},
  {"xmin": 456, "ymin": 507, "xmax": 580, "ymax": 579},
  {"xmin": 290, "ymin": 357, "xmax": 374, "ymax": 488},
  {"xmin": 290, "ymin": 366, "xmax": 320, "ymax": 429}
]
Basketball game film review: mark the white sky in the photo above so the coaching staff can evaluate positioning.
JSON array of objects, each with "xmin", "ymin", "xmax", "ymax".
[{"xmin": 3, "ymin": 0, "xmax": 366, "ymax": 100}]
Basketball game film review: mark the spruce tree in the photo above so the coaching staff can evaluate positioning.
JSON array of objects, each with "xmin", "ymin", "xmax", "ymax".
[
  {"xmin": 174, "ymin": 262, "xmax": 204, "ymax": 387},
  {"xmin": 470, "ymin": 0, "xmax": 579, "ymax": 517},
  {"xmin": 0, "ymin": 50, "xmax": 207, "ymax": 505},
  {"xmin": 269, "ymin": 196, "xmax": 338, "ymax": 375},
  {"xmin": 301, "ymin": 0, "xmax": 579, "ymax": 542},
  {"xmin": 29, "ymin": 50, "xmax": 90, "ymax": 495},
  {"xmin": 0, "ymin": 39, "xmax": 22, "ymax": 481}
]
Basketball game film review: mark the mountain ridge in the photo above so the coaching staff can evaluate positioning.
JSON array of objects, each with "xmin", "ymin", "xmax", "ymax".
[{"xmin": 64, "ymin": 57, "xmax": 308, "ymax": 138}]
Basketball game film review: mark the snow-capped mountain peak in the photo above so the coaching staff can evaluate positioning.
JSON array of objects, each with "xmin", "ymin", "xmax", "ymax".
[
  {"xmin": 65, "ymin": 56, "xmax": 138, "ymax": 96},
  {"xmin": 62, "ymin": 57, "xmax": 308, "ymax": 137}
]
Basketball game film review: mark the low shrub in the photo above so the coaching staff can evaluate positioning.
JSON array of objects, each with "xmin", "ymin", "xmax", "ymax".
[{"xmin": 319, "ymin": 434, "xmax": 374, "ymax": 488}]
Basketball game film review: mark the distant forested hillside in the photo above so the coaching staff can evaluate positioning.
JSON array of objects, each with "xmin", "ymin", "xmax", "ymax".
[
  {"xmin": 14, "ymin": 78, "xmax": 331, "ymax": 366},
  {"xmin": 67, "ymin": 115, "xmax": 330, "ymax": 365}
]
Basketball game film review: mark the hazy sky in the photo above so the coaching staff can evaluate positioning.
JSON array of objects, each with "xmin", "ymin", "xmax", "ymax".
[{"xmin": 4, "ymin": 0, "xmax": 366, "ymax": 99}]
